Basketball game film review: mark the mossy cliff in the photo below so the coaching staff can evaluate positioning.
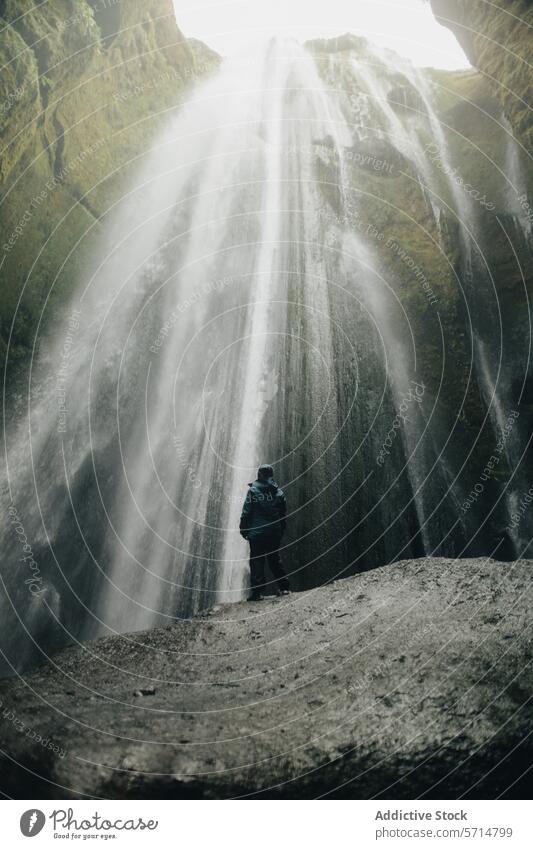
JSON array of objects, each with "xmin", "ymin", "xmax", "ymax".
[
  {"xmin": 430, "ymin": 0, "xmax": 532, "ymax": 154},
  {"xmin": 302, "ymin": 36, "xmax": 533, "ymax": 570},
  {"xmin": 0, "ymin": 0, "xmax": 219, "ymax": 375}
]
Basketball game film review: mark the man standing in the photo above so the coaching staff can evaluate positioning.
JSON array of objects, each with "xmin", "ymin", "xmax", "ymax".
[{"xmin": 239, "ymin": 464, "xmax": 290, "ymax": 601}]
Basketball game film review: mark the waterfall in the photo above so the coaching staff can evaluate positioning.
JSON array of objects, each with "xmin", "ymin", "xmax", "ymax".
[
  {"xmin": 1, "ymin": 37, "xmax": 530, "ymax": 673},
  {"xmin": 318, "ymin": 42, "xmax": 473, "ymax": 552},
  {"xmin": 476, "ymin": 339, "xmax": 528, "ymax": 558},
  {"xmin": 218, "ymin": 44, "xmax": 288, "ymax": 600},
  {"xmin": 1, "ymin": 40, "xmax": 358, "ymax": 665},
  {"xmin": 501, "ymin": 115, "xmax": 533, "ymax": 247}
]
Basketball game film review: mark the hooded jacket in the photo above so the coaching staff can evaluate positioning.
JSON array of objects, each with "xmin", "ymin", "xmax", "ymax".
[{"xmin": 239, "ymin": 477, "xmax": 287, "ymax": 541}]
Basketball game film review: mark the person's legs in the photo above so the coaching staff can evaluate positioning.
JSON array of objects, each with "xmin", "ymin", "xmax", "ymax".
[
  {"xmin": 266, "ymin": 539, "xmax": 290, "ymax": 593},
  {"xmin": 249, "ymin": 538, "xmax": 267, "ymax": 598}
]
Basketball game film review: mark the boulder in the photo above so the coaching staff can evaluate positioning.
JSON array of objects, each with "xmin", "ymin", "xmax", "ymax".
[{"xmin": 0, "ymin": 557, "xmax": 530, "ymax": 799}]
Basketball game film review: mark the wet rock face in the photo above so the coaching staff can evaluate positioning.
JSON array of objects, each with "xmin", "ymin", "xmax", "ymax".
[
  {"xmin": 307, "ymin": 40, "xmax": 533, "ymax": 571},
  {"xmin": 387, "ymin": 83, "xmax": 427, "ymax": 115},
  {"xmin": 0, "ymin": 0, "xmax": 219, "ymax": 373},
  {"xmin": 0, "ymin": 557, "xmax": 531, "ymax": 799},
  {"xmin": 430, "ymin": 0, "xmax": 533, "ymax": 154}
]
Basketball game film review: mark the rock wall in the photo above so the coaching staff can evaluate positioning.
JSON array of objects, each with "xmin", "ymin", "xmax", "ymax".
[
  {"xmin": 430, "ymin": 0, "xmax": 533, "ymax": 154},
  {"xmin": 304, "ymin": 39, "xmax": 533, "ymax": 570},
  {"xmin": 0, "ymin": 0, "xmax": 219, "ymax": 375}
]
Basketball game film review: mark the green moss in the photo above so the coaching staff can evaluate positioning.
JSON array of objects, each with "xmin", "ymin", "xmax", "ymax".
[
  {"xmin": 310, "ymin": 31, "xmax": 532, "ymax": 485},
  {"xmin": 0, "ymin": 0, "xmax": 219, "ymax": 381},
  {"xmin": 431, "ymin": 0, "xmax": 533, "ymax": 155}
]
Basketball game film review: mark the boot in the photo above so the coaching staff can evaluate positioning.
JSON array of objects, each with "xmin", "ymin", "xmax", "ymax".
[{"xmin": 250, "ymin": 590, "xmax": 265, "ymax": 601}]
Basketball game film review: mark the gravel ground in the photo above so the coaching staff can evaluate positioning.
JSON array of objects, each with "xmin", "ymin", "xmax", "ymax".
[{"xmin": 0, "ymin": 557, "xmax": 531, "ymax": 799}]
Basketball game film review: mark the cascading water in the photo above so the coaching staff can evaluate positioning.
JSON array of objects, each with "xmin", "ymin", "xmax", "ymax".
[
  {"xmin": 1, "ymin": 36, "xmax": 531, "ymax": 674},
  {"xmin": 319, "ymin": 41, "xmax": 472, "ymax": 552},
  {"xmin": 502, "ymin": 115, "xmax": 533, "ymax": 247},
  {"xmin": 218, "ymin": 47, "xmax": 289, "ymax": 599}
]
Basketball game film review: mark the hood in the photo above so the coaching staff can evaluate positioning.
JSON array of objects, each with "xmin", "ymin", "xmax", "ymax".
[{"xmin": 249, "ymin": 478, "xmax": 279, "ymax": 492}]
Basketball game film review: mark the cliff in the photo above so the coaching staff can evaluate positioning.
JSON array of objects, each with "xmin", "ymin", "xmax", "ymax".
[
  {"xmin": 430, "ymin": 0, "xmax": 533, "ymax": 154},
  {"xmin": 300, "ymin": 37, "xmax": 533, "ymax": 576},
  {"xmin": 0, "ymin": 0, "xmax": 219, "ymax": 374},
  {"xmin": 0, "ymin": 557, "xmax": 530, "ymax": 799}
]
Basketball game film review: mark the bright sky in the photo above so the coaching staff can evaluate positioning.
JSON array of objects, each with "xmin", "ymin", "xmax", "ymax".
[{"xmin": 173, "ymin": 0, "xmax": 470, "ymax": 69}]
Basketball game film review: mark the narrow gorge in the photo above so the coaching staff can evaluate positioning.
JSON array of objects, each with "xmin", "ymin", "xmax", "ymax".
[{"xmin": 0, "ymin": 1, "xmax": 532, "ymax": 676}]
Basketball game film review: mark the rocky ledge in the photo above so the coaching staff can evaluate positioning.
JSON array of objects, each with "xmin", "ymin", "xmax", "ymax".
[{"xmin": 0, "ymin": 557, "xmax": 531, "ymax": 799}]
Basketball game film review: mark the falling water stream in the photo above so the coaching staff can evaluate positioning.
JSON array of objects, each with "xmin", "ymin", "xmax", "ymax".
[{"xmin": 1, "ymin": 37, "xmax": 531, "ymax": 672}]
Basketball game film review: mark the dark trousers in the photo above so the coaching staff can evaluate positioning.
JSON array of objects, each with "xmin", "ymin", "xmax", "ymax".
[{"xmin": 249, "ymin": 536, "xmax": 289, "ymax": 594}]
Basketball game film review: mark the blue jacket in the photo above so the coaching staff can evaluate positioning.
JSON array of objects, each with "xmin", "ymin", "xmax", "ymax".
[{"xmin": 239, "ymin": 478, "xmax": 287, "ymax": 541}]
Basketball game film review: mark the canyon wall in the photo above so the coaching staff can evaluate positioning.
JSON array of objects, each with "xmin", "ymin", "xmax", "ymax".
[
  {"xmin": 430, "ymin": 0, "xmax": 532, "ymax": 154},
  {"xmin": 0, "ymin": 0, "xmax": 218, "ymax": 375}
]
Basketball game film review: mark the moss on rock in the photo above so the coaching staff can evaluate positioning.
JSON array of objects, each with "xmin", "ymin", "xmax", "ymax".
[
  {"xmin": 0, "ymin": 0, "xmax": 219, "ymax": 379},
  {"xmin": 430, "ymin": 0, "xmax": 532, "ymax": 155}
]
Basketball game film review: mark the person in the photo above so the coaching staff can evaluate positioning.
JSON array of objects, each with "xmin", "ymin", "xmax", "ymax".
[{"xmin": 239, "ymin": 464, "xmax": 290, "ymax": 601}]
